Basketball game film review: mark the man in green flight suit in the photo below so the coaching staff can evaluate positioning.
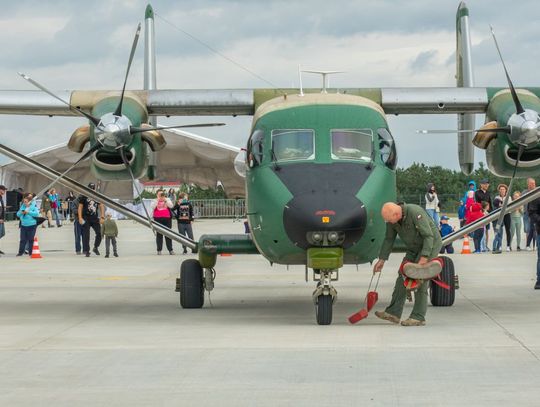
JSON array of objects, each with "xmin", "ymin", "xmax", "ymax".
[{"xmin": 373, "ymin": 202, "xmax": 443, "ymax": 326}]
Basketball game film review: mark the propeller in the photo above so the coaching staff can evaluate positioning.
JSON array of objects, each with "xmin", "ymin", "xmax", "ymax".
[
  {"xmin": 114, "ymin": 24, "xmax": 141, "ymax": 117},
  {"xmin": 489, "ymin": 27, "xmax": 531, "ymax": 237},
  {"xmin": 419, "ymin": 27, "xmax": 540, "ymax": 150},
  {"xmin": 18, "ymin": 72, "xmax": 101, "ymax": 127}
]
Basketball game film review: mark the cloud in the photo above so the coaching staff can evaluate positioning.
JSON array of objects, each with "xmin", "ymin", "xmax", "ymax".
[{"xmin": 410, "ymin": 50, "xmax": 438, "ymax": 71}]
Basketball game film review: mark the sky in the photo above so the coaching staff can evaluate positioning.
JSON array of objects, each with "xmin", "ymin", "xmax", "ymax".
[{"xmin": 1, "ymin": 0, "xmax": 539, "ymax": 170}]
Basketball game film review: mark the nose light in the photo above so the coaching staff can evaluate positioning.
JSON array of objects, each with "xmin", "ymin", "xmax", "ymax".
[{"xmin": 307, "ymin": 231, "xmax": 345, "ymax": 246}]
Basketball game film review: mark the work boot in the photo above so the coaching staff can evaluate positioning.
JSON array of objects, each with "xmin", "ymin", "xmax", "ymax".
[
  {"xmin": 374, "ymin": 311, "xmax": 400, "ymax": 324},
  {"xmin": 93, "ymin": 247, "xmax": 100, "ymax": 256},
  {"xmin": 401, "ymin": 318, "xmax": 426, "ymax": 326}
]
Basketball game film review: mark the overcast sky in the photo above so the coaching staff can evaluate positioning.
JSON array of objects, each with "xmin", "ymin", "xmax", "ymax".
[{"xmin": 1, "ymin": 0, "xmax": 539, "ymax": 170}]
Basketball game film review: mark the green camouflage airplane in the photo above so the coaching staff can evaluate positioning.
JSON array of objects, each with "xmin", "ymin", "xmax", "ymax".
[{"xmin": 1, "ymin": 2, "xmax": 540, "ymax": 324}]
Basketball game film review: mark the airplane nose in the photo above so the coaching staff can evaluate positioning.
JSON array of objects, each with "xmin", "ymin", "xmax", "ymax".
[{"xmin": 282, "ymin": 193, "xmax": 367, "ymax": 249}]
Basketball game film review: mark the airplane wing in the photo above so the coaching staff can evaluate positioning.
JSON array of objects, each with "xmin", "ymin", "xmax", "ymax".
[
  {"xmin": 0, "ymin": 129, "xmax": 244, "ymax": 199},
  {"xmin": 0, "ymin": 87, "xmax": 500, "ymax": 116}
]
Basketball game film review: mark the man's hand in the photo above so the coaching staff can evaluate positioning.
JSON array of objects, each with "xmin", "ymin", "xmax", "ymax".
[
  {"xmin": 373, "ymin": 259, "xmax": 385, "ymax": 273},
  {"xmin": 418, "ymin": 256, "xmax": 428, "ymax": 265},
  {"xmin": 79, "ymin": 218, "xmax": 84, "ymax": 225}
]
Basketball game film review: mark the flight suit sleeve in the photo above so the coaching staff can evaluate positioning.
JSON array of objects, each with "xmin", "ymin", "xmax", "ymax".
[
  {"xmin": 412, "ymin": 211, "xmax": 435, "ymax": 258},
  {"xmin": 378, "ymin": 224, "xmax": 397, "ymax": 261}
]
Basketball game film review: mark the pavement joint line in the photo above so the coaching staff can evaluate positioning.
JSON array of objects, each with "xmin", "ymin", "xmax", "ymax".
[{"xmin": 459, "ymin": 291, "xmax": 540, "ymax": 362}]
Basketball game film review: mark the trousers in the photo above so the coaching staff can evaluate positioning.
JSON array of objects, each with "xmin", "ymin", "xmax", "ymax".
[
  {"xmin": 385, "ymin": 261, "xmax": 428, "ymax": 321},
  {"xmin": 105, "ymin": 236, "xmax": 117, "ymax": 255},
  {"xmin": 82, "ymin": 218, "xmax": 102, "ymax": 253}
]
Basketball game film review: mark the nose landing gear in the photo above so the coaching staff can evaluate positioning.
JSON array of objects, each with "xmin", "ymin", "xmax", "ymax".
[{"xmin": 312, "ymin": 269, "xmax": 338, "ymax": 325}]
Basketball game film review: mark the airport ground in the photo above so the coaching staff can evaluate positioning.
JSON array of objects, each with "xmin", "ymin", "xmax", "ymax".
[{"xmin": 1, "ymin": 218, "xmax": 540, "ymax": 406}]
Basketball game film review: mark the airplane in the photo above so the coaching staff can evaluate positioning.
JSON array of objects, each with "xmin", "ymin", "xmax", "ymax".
[{"xmin": 2, "ymin": 2, "xmax": 540, "ymax": 325}]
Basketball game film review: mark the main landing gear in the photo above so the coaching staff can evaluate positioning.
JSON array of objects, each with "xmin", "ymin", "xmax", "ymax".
[
  {"xmin": 312, "ymin": 269, "xmax": 338, "ymax": 325},
  {"xmin": 176, "ymin": 259, "xmax": 215, "ymax": 308}
]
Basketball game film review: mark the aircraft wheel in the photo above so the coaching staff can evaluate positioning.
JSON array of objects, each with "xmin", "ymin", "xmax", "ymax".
[
  {"xmin": 180, "ymin": 259, "xmax": 205, "ymax": 309},
  {"xmin": 315, "ymin": 295, "xmax": 333, "ymax": 325},
  {"xmin": 430, "ymin": 256, "xmax": 455, "ymax": 306}
]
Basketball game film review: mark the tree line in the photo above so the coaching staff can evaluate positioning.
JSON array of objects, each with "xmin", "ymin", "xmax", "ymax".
[{"xmin": 396, "ymin": 162, "xmax": 527, "ymax": 213}]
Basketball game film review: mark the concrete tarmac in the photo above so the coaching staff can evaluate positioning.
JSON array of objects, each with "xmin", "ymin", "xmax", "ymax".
[{"xmin": 1, "ymin": 219, "xmax": 540, "ymax": 406}]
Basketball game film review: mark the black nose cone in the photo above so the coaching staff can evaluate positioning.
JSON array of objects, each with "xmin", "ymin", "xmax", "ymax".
[{"xmin": 276, "ymin": 163, "xmax": 370, "ymax": 250}]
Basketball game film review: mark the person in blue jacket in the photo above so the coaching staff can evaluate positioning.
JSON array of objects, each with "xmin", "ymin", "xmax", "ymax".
[{"xmin": 16, "ymin": 193, "xmax": 39, "ymax": 257}]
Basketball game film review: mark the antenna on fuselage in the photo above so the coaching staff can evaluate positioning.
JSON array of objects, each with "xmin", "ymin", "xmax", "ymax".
[
  {"xmin": 298, "ymin": 64, "xmax": 304, "ymax": 96},
  {"xmin": 301, "ymin": 70, "xmax": 344, "ymax": 93}
]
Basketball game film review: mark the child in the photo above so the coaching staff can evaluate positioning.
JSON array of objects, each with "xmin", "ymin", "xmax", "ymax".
[
  {"xmin": 439, "ymin": 215, "xmax": 455, "ymax": 253},
  {"xmin": 101, "ymin": 212, "xmax": 118, "ymax": 258}
]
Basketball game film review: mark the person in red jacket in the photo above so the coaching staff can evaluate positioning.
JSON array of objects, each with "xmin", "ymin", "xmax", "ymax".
[{"xmin": 467, "ymin": 199, "xmax": 486, "ymax": 253}]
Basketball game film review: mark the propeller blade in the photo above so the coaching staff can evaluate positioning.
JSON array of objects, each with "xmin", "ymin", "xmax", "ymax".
[
  {"xmin": 118, "ymin": 147, "xmax": 157, "ymax": 236},
  {"xmin": 494, "ymin": 143, "xmax": 525, "ymax": 238},
  {"xmin": 490, "ymin": 26, "xmax": 525, "ymax": 115},
  {"xmin": 18, "ymin": 72, "xmax": 101, "ymax": 127},
  {"xmin": 129, "ymin": 123, "xmax": 225, "ymax": 134},
  {"xmin": 416, "ymin": 127, "xmax": 511, "ymax": 134},
  {"xmin": 114, "ymin": 23, "xmax": 142, "ymax": 117},
  {"xmin": 34, "ymin": 142, "xmax": 102, "ymax": 200}
]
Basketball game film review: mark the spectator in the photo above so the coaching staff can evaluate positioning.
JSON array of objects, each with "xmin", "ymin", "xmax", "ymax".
[
  {"xmin": 48, "ymin": 188, "xmax": 62, "ymax": 227},
  {"xmin": 65, "ymin": 191, "xmax": 76, "ymax": 221},
  {"xmin": 151, "ymin": 189, "xmax": 174, "ymax": 255},
  {"xmin": 78, "ymin": 182, "xmax": 105, "ymax": 257},
  {"xmin": 475, "ymin": 179, "xmax": 492, "ymax": 252},
  {"xmin": 492, "ymin": 184, "xmax": 512, "ymax": 253},
  {"xmin": 527, "ymin": 193, "xmax": 540, "ymax": 289},
  {"xmin": 40, "ymin": 192, "xmax": 53, "ymax": 228},
  {"xmin": 167, "ymin": 188, "xmax": 176, "ymax": 202},
  {"xmin": 425, "ymin": 183, "xmax": 440, "ymax": 225},
  {"xmin": 458, "ymin": 200, "xmax": 466, "ymax": 228},
  {"xmin": 466, "ymin": 196, "xmax": 485, "ymax": 253},
  {"xmin": 0, "ymin": 185, "xmax": 6, "ymax": 255},
  {"xmin": 522, "ymin": 178, "xmax": 537, "ymax": 251},
  {"xmin": 16, "ymin": 193, "xmax": 39, "ymax": 257},
  {"xmin": 71, "ymin": 194, "xmax": 83, "ymax": 255},
  {"xmin": 439, "ymin": 215, "xmax": 454, "ymax": 254},
  {"xmin": 463, "ymin": 180, "xmax": 476, "ymax": 203},
  {"xmin": 101, "ymin": 212, "xmax": 119, "ymax": 258},
  {"xmin": 510, "ymin": 191, "xmax": 523, "ymax": 251},
  {"xmin": 172, "ymin": 193, "xmax": 195, "ymax": 254}
]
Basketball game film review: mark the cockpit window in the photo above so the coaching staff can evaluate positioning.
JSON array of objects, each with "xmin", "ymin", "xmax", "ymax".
[
  {"xmin": 271, "ymin": 129, "xmax": 315, "ymax": 161},
  {"xmin": 246, "ymin": 129, "xmax": 264, "ymax": 168},
  {"xmin": 377, "ymin": 128, "xmax": 397, "ymax": 169},
  {"xmin": 331, "ymin": 129, "xmax": 373, "ymax": 161}
]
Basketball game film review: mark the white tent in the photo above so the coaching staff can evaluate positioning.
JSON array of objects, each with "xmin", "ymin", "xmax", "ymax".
[{"xmin": 0, "ymin": 128, "xmax": 245, "ymax": 199}]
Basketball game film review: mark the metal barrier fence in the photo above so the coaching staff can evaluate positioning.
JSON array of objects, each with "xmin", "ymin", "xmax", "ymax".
[{"xmin": 191, "ymin": 199, "xmax": 246, "ymax": 219}]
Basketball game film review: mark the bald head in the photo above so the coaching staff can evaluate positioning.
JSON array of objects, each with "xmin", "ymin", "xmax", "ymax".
[
  {"xmin": 381, "ymin": 202, "xmax": 402, "ymax": 224},
  {"xmin": 528, "ymin": 178, "xmax": 536, "ymax": 190}
]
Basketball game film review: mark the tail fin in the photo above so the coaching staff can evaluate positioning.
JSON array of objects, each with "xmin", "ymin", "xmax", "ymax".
[{"xmin": 456, "ymin": 1, "xmax": 475, "ymax": 175}]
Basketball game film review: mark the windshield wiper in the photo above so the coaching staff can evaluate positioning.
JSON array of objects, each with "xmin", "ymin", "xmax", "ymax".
[{"xmin": 270, "ymin": 148, "xmax": 281, "ymax": 171}]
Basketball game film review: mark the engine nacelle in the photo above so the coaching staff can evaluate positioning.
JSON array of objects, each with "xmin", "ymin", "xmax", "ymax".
[{"xmin": 480, "ymin": 89, "xmax": 540, "ymax": 177}]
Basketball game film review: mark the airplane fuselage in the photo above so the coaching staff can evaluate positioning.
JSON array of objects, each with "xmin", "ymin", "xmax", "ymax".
[{"xmin": 246, "ymin": 93, "xmax": 397, "ymax": 266}]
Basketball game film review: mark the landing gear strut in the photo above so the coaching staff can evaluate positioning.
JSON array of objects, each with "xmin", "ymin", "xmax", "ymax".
[{"xmin": 312, "ymin": 269, "xmax": 338, "ymax": 325}]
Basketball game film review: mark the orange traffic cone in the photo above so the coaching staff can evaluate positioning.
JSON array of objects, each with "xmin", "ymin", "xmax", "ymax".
[
  {"xmin": 461, "ymin": 236, "xmax": 471, "ymax": 254},
  {"xmin": 31, "ymin": 237, "xmax": 42, "ymax": 259}
]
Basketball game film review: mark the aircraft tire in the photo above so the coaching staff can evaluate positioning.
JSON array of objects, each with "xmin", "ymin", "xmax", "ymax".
[
  {"xmin": 430, "ymin": 256, "xmax": 455, "ymax": 306},
  {"xmin": 180, "ymin": 259, "xmax": 205, "ymax": 309},
  {"xmin": 316, "ymin": 295, "xmax": 333, "ymax": 325}
]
